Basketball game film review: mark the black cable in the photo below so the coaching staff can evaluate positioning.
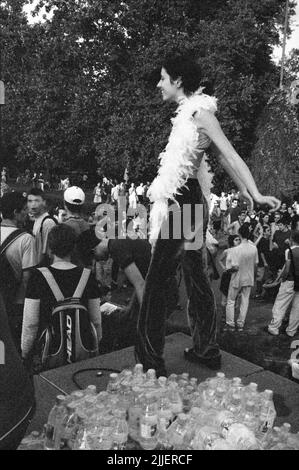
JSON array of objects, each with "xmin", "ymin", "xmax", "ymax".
[{"xmin": 71, "ymin": 367, "xmax": 121, "ymax": 390}]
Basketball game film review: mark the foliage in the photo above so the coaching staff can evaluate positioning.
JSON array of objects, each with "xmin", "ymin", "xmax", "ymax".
[
  {"xmin": 251, "ymin": 88, "xmax": 299, "ymax": 198},
  {"xmin": 1, "ymin": 0, "xmax": 297, "ymax": 194}
]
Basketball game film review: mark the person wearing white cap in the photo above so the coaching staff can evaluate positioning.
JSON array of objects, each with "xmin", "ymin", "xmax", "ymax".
[{"xmin": 63, "ymin": 186, "xmax": 90, "ymax": 237}]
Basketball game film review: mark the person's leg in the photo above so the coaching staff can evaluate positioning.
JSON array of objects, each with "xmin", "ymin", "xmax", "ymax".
[
  {"xmin": 236, "ymin": 286, "xmax": 251, "ymax": 329},
  {"xmin": 135, "ymin": 237, "xmax": 183, "ymax": 375},
  {"xmin": 225, "ymin": 284, "xmax": 240, "ymax": 328},
  {"xmin": 286, "ymin": 291, "xmax": 299, "ymax": 337},
  {"xmin": 182, "ymin": 246, "xmax": 220, "ymax": 364},
  {"xmin": 268, "ymin": 281, "xmax": 294, "ymax": 335}
]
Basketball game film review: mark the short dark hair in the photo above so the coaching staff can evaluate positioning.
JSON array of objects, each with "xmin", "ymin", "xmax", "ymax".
[
  {"xmin": 64, "ymin": 201, "xmax": 83, "ymax": 214},
  {"xmin": 162, "ymin": 54, "xmax": 202, "ymax": 95},
  {"xmin": 0, "ymin": 192, "xmax": 27, "ymax": 219},
  {"xmin": 228, "ymin": 234, "xmax": 240, "ymax": 247},
  {"xmin": 291, "ymin": 230, "xmax": 299, "ymax": 245},
  {"xmin": 27, "ymin": 188, "xmax": 46, "ymax": 199},
  {"xmin": 238, "ymin": 223, "xmax": 251, "ymax": 239},
  {"xmin": 48, "ymin": 224, "xmax": 77, "ymax": 258}
]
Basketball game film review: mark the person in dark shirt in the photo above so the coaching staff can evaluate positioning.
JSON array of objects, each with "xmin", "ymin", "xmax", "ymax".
[
  {"xmin": 0, "ymin": 294, "xmax": 35, "ymax": 450},
  {"xmin": 272, "ymin": 218, "xmax": 291, "ymax": 272},
  {"xmin": 255, "ymin": 225, "xmax": 272, "ymax": 298},
  {"xmin": 78, "ymin": 231, "xmax": 152, "ymax": 306},
  {"xmin": 21, "ymin": 225, "xmax": 102, "ymax": 360}
]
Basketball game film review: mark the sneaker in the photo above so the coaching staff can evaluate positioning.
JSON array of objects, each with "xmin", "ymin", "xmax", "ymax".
[
  {"xmin": 184, "ymin": 348, "xmax": 221, "ymax": 370},
  {"xmin": 223, "ymin": 324, "xmax": 235, "ymax": 332},
  {"xmin": 265, "ymin": 326, "xmax": 279, "ymax": 336}
]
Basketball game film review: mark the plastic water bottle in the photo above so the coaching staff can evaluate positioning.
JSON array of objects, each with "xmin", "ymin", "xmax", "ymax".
[
  {"xmin": 84, "ymin": 385, "xmax": 97, "ymax": 396},
  {"xmin": 139, "ymin": 393, "xmax": 158, "ymax": 450},
  {"xmin": 44, "ymin": 395, "xmax": 67, "ymax": 450},
  {"xmin": 183, "ymin": 407, "xmax": 201, "ymax": 448},
  {"xmin": 258, "ymin": 389, "xmax": 276, "ymax": 436},
  {"xmin": 59, "ymin": 402, "xmax": 82, "ymax": 450},
  {"xmin": 107, "ymin": 373, "xmax": 120, "ymax": 394},
  {"xmin": 128, "ymin": 387, "xmax": 143, "ymax": 441},
  {"xmin": 132, "ymin": 363, "xmax": 144, "ymax": 386},
  {"xmin": 239, "ymin": 400, "xmax": 259, "ymax": 433},
  {"xmin": 167, "ymin": 383, "xmax": 183, "ymax": 417},
  {"xmin": 87, "ymin": 416, "xmax": 113, "ymax": 450},
  {"xmin": 225, "ymin": 392, "xmax": 243, "ymax": 418},
  {"xmin": 111, "ymin": 409, "xmax": 129, "ymax": 450},
  {"xmin": 167, "ymin": 413, "xmax": 189, "ymax": 450},
  {"xmin": 156, "ymin": 394, "xmax": 173, "ymax": 449}
]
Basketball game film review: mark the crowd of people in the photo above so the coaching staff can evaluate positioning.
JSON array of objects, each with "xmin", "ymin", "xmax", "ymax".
[
  {"xmin": 1, "ymin": 54, "xmax": 299, "ymax": 450},
  {"xmin": 210, "ymin": 191, "xmax": 299, "ymax": 336}
]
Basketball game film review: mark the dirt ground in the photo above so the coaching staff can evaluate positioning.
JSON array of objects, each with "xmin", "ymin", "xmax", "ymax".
[{"xmin": 109, "ymin": 236, "xmax": 299, "ymax": 382}]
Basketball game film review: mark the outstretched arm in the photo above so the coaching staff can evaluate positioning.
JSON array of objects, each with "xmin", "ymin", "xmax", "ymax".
[{"xmin": 195, "ymin": 110, "xmax": 281, "ymax": 211}]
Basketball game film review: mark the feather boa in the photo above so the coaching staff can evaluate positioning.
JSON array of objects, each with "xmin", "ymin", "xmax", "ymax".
[{"xmin": 148, "ymin": 92, "xmax": 217, "ymax": 242}]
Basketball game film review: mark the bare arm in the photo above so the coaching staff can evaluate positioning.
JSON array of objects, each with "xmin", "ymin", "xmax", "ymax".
[
  {"xmin": 218, "ymin": 249, "xmax": 228, "ymax": 271},
  {"xmin": 195, "ymin": 110, "xmax": 281, "ymax": 211},
  {"xmin": 124, "ymin": 262, "xmax": 145, "ymax": 305}
]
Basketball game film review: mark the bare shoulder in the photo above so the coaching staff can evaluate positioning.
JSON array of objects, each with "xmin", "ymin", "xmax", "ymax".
[{"xmin": 193, "ymin": 108, "xmax": 218, "ymax": 128}]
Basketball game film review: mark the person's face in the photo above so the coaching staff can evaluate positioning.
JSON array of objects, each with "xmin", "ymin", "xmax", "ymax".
[
  {"xmin": 278, "ymin": 222, "xmax": 285, "ymax": 231},
  {"xmin": 57, "ymin": 209, "xmax": 67, "ymax": 224},
  {"xmin": 232, "ymin": 201, "xmax": 237, "ymax": 208},
  {"xmin": 263, "ymin": 227, "xmax": 271, "ymax": 238},
  {"xmin": 233, "ymin": 237, "xmax": 241, "ymax": 246},
  {"xmin": 27, "ymin": 195, "xmax": 46, "ymax": 217},
  {"xmin": 274, "ymin": 213, "xmax": 280, "ymax": 223},
  {"xmin": 263, "ymin": 215, "xmax": 269, "ymax": 224},
  {"xmin": 239, "ymin": 213, "xmax": 246, "ymax": 222},
  {"xmin": 281, "ymin": 203, "xmax": 287, "ymax": 211},
  {"xmin": 157, "ymin": 67, "xmax": 180, "ymax": 102}
]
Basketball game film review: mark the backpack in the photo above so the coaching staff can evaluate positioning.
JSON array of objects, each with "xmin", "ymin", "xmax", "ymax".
[
  {"xmin": 0, "ymin": 229, "xmax": 26, "ymax": 310},
  {"xmin": 37, "ymin": 267, "xmax": 99, "ymax": 370},
  {"xmin": 289, "ymin": 247, "xmax": 299, "ymax": 292}
]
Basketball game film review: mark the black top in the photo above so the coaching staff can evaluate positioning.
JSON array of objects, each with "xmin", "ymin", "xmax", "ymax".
[
  {"xmin": 257, "ymin": 238, "xmax": 271, "ymax": 267},
  {"xmin": 0, "ymin": 294, "xmax": 35, "ymax": 446},
  {"xmin": 26, "ymin": 267, "xmax": 100, "ymax": 331},
  {"xmin": 108, "ymin": 238, "xmax": 152, "ymax": 278}
]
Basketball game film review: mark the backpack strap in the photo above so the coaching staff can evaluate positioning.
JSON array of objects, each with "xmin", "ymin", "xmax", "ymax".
[
  {"xmin": 72, "ymin": 268, "xmax": 91, "ymax": 298},
  {"xmin": 37, "ymin": 267, "xmax": 65, "ymax": 302},
  {"xmin": 39, "ymin": 215, "xmax": 57, "ymax": 247},
  {"xmin": 0, "ymin": 229, "xmax": 26, "ymax": 255}
]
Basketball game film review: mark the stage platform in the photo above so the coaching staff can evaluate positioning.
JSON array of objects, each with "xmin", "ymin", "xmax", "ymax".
[{"xmin": 28, "ymin": 333, "xmax": 299, "ymax": 434}]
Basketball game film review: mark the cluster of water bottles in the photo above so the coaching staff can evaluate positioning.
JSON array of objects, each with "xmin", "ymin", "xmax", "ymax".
[{"xmin": 40, "ymin": 365, "xmax": 299, "ymax": 451}]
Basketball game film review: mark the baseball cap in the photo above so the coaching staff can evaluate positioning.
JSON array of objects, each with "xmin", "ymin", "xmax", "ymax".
[{"xmin": 64, "ymin": 186, "xmax": 85, "ymax": 205}]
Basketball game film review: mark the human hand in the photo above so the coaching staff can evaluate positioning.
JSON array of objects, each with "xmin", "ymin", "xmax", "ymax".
[
  {"xmin": 254, "ymin": 194, "xmax": 281, "ymax": 212},
  {"xmin": 272, "ymin": 242, "xmax": 279, "ymax": 249}
]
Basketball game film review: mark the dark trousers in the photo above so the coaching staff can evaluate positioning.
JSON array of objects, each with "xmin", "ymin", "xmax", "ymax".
[{"xmin": 135, "ymin": 179, "xmax": 219, "ymax": 372}]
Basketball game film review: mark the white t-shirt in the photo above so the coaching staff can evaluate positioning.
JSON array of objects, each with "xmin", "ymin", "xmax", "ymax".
[
  {"xmin": 0, "ymin": 226, "xmax": 37, "ymax": 304},
  {"xmin": 227, "ymin": 240, "xmax": 258, "ymax": 288},
  {"xmin": 32, "ymin": 213, "xmax": 56, "ymax": 263},
  {"xmin": 136, "ymin": 185, "xmax": 144, "ymax": 196}
]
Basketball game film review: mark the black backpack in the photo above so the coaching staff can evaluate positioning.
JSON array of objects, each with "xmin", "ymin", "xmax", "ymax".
[
  {"xmin": 37, "ymin": 267, "xmax": 99, "ymax": 370},
  {"xmin": 0, "ymin": 229, "xmax": 26, "ymax": 310}
]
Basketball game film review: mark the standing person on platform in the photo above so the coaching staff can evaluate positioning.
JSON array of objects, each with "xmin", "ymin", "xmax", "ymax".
[{"xmin": 136, "ymin": 54, "xmax": 280, "ymax": 376}]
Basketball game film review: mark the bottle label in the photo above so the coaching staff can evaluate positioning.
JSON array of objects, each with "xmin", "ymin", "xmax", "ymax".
[{"xmin": 140, "ymin": 423, "xmax": 157, "ymax": 438}]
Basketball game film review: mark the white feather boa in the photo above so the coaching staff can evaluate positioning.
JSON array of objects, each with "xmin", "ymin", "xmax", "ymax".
[{"xmin": 148, "ymin": 92, "xmax": 217, "ymax": 242}]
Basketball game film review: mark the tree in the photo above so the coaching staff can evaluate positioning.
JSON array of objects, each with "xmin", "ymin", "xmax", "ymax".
[
  {"xmin": 2, "ymin": 0, "xmax": 297, "ymax": 192},
  {"xmin": 251, "ymin": 88, "xmax": 299, "ymax": 198}
]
